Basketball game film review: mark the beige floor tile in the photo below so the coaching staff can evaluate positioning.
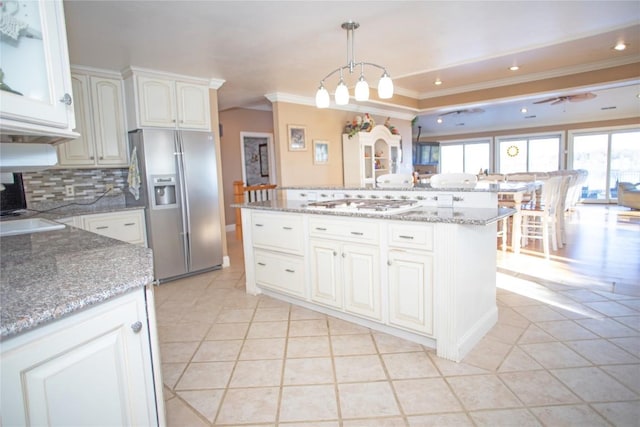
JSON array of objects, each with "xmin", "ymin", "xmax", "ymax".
[
  {"xmin": 486, "ymin": 322, "xmax": 526, "ymax": 344},
  {"xmin": 290, "ymin": 306, "xmax": 327, "ymax": 320},
  {"xmin": 535, "ymin": 320, "xmax": 599, "ymax": 341},
  {"xmin": 559, "ymin": 289, "xmax": 610, "ymax": 303},
  {"xmin": 497, "ymin": 307, "xmax": 531, "ymax": 329},
  {"xmin": 564, "ymin": 338, "xmax": 640, "ymax": 364},
  {"xmin": 429, "ymin": 354, "xmax": 489, "ymax": 377},
  {"xmin": 287, "ymin": 336, "xmax": 332, "ymax": 358},
  {"xmin": 257, "ymin": 295, "xmax": 291, "ymax": 308},
  {"xmin": 499, "ymin": 370, "xmax": 581, "ymax": 405},
  {"xmin": 513, "ymin": 305, "xmax": 568, "ymax": 322},
  {"xmin": 609, "ymin": 336, "xmax": 640, "ymax": 355},
  {"xmin": 279, "ymin": 384, "xmax": 338, "ymax": 422},
  {"xmin": 229, "ymin": 359, "xmax": 283, "ymax": 387},
  {"xmin": 497, "ymin": 347, "xmax": 544, "ymax": 372},
  {"xmin": 576, "ymin": 317, "xmax": 639, "ymax": 338},
  {"xmin": 613, "ymin": 315, "xmax": 640, "ymax": 331},
  {"xmin": 221, "ymin": 294, "xmax": 260, "ymax": 310},
  {"xmin": 191, "ymin": 339, "xmax": 243, "ymax": 362},
  {"xmin": 461, "ymin": 336, "xmax": 513, "ymax": 372},
  {"xmin": 161, "ymin": 362, "xmax": 187, "ymax": 389},
  {"xmin": 289, "ymin": 319, "xmax": 329, "ymax": 337},
  {"xmin": 338, "ymin": 382, "xmax": 401, "ymax": 418},
  {"xmin": 517, "ymin": 324, "xmax": 557, "ymax": 344},
  {"xmin": 393, "ymin": 378, "xmax": 462, "ymax": 414},
  {"xmin": 600, "ymin": 364, "xmax": 640, "ymax": 394},
  {"xmin": 180, "ymin": 306, "xmax": 222, "ymax": 323},
  {"xmin": 550, "ymin": 366, "xmax": 638, "ymax": 402},
  {"xmin": 280, "ymin": 422, "xmax": 338, "ymax": 427},
  {"xmin": 215, "ymin": 387, "xmax": 279, "ymax": 424},
  {"xmin": 382, "ymin": 352, "xmax": 440, "ymax": 379},
  {"xmin": 215, "ymin": 308, "xmax": 255, "ymax": 323},
  {"xmin": 592, "ymin": 401, "xmax": 640, "ymax": 427},
  {"xmin": 469, "ymin": 409, "xmax": 541, "ymax": 427},
  {"xmin": 205, "ymin": 322, "xmax": 249, "ymax": 340},
  {"xmin": 160, "ymin": 341, "xmax": 200, "ymax": 363},
  {"xmin": 165, "ymin": 394, "xmax": 209, "ymax": 427},
  {"xmin": 446, "ymin": 374, "xmax": 521, "ymax": 410},
  {"xmin": 372, "ymin": 333, "xmax": 423, "ymax": 353},
  {"xmin": 158, "ymin": 322, "xmax": 211, "ymax": 343},
  {"xmin": 176, "ymin": 389, "xmax": 224, "ymax": 423},
  {"xmin": 283, "ymin": 357, "xmax": 335, "ymax": 385},
  {"xmin": 253, "ymin": 307, "xmax": 290, "ymax": 321},
  {"xmin": 584, "ymin": 301, "xmax": 639, "ymax": 317},
  {"xmin": 239, "ymin": 337, "xmax": 286, "ymax": 360},
  {"xmin": 529, "ymin": 404, "xmax": 610, "ymax": 427},
  {"xmin": 247, "ymin": 320, "xmax": 289, "ymax": 338},
  {"xmin": 328, "ymin": 317, "xmax": 371, "ymax": 335},
  {"xmin": 519, "ymin": 342, "xmax": 591, "ymax": 369},
  {"xmin": 175, "ymin": 361, "xmax": 235, "ymax": 390},
  {"xmin": 342, "ymin": 417, "xmax": 407, "ymax": 426},
  {"xmin": 408, "ymin": 413, "xmax": 473, "ymax": 426},
  {"xmin": 335, "ymin": 355, "xmax": 387, "ymax": 383},
  {"xmin": 331, "ymin": 334, "xmax": 377, "ymax": 356}
]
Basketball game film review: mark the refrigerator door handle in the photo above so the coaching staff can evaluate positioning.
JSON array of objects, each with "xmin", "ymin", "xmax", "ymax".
[{"xmin": 175, "ymin": 133, "xmax": 191, "ymax": 272}]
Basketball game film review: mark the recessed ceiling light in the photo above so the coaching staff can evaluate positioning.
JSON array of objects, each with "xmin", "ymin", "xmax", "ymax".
[
  {"xmin": 520, "ymin": 107, "xmax": 528, "ymax": 113},
  {"xmin": 509, "ymin": 65, "xmax": 520, "ymax": 71},
  {"xmin": 436, "ymin": 117, "xmax": 443, "ymax": 124},
  {"xmin": 434, "ymin": 79, "xmax": 442, "ymax": 86},
  {"xmin": 613, "ymin": 42, "xmax": 627, "ymax": 51}
]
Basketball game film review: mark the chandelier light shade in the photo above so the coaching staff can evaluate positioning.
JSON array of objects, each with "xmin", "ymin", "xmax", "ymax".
[{"xmin": 315, "ymin": 21, "xmax": 394, "ymax": 108}]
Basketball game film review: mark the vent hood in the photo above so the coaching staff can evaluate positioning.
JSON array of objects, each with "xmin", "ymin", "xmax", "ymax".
[{"xmin": 0, "ymin": 143, "xmax": 58, "ymax": 172}]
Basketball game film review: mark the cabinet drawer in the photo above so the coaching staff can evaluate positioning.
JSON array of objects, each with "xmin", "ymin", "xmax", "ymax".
[
  {"xmin": 388, "ymin": 223, "xmax": 433, "ymax": 251},
  {"xmin": 83, "ymin": 211, "xmax": 146, "ymax": 246},
  {"xmin": 254, "ymin": 250, "xmax": 305, "ymax": 297},
  {"xmin": 309, "ymin": 216, "xmax": 379, "ymax": 243},
  {"xmin": 251, "ymin": 212, "xmax": 303, "ymax": 254}
]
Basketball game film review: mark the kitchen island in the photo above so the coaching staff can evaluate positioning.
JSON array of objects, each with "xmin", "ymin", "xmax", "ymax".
[
  {"xmin": 0, "ymin": 224, "xmax": 164, "ymax": 425},
  {"xmin": 236, "ymin": 186, "xmax": 513, "ymax": 362}
]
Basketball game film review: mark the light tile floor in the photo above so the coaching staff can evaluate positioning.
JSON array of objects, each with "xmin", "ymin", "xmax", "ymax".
[{"xmin": 155, "ymin": 228, "xmax": 639, "ymax": 426}]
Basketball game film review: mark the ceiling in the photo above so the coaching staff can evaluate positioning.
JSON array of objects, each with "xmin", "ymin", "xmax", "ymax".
[{"xmin": 63, "ymin": 1, "xmax": 640, "ymax": 136}]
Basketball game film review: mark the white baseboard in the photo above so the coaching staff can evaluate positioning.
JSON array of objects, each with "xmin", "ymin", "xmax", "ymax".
[{"xmin": 222, "ymin": 255, "xmax": 230, "ymax": 268}]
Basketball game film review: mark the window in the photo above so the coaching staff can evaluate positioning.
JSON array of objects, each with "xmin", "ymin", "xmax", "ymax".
[
  {"xmin": 497, "ymin": 135, "xmax": 560, "ymax": 173},
  {"xmin": 439, "ymin": 139, "xmax": 490, "ymax": 174}
]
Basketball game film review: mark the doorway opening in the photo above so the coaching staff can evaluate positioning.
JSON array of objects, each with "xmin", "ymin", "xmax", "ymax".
[{"xmin": 240, "ymin": 132, "xmax": 275, "ymax": 186}]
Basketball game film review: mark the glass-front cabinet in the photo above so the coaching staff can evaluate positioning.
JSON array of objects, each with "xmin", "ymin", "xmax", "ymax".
[
  {"xmin": 0, "ymin": 0, "xmax": 77, "ymax": 140},
  {"xmin": 343, "ymin": 125, "xmax": 402, "ymax": 187}
]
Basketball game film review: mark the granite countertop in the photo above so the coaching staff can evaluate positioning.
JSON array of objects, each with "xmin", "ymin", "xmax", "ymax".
[
  {"xmin": 234, "ymin": 200, "xmax": 515, "ymax": 225},
  {"xmin": 11, "ymin": 193, "xmax": 145, "ymax": 221},
  {"xmin": 0, "ymin": 226, "xmax": 153, "ymax": 339},
  {"xmin": 280, "ymin": 182, "xmax": 535, "ymax": 193}
]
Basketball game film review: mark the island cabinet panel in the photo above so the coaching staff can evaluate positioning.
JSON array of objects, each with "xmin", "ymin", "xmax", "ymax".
[
  {"xmin": 1, "ymin": 290, "xmax": 159, "ymax": 426},
  {"xmin": 254, "ymin": 249, "xmax": 305, "ymax": 297},
  {"xmin": 342, "ymin": 242, "xmax": 381, "ymax": 320},
  {"xmin": 309, "ymin": 239, "xmax": 342, "ymax": 308},
  {"xmin": 252, "ymin": 212, "xmax": 304, "ymax": 254}
]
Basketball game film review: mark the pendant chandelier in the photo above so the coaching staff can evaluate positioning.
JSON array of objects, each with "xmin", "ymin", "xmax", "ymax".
[{"xmin": 315, "ymin": 21, "xmax": 394, "ymax": 108}]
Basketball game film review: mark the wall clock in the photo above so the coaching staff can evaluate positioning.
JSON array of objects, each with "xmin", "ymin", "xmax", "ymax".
[{"xmin": 506, "ymin": 145, "xmax": 519, "ymax": 157}]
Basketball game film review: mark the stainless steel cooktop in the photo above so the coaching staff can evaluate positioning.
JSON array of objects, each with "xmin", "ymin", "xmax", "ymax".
[{"xmin": 305, "ymin": 198, "xmax": 418, "ymax": 214}]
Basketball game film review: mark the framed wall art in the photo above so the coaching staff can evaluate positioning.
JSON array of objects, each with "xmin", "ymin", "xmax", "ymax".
[
  {"xmin": 288, "ymin": 125, "xmax": 307, "ymax": 151},
  {"xmin": 313, "ymin": 140, "xmax": 329, "ymax": 164}
]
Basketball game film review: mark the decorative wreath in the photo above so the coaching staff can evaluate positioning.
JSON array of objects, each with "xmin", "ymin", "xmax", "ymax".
[{"xmin": 506, "ymin": 145, "xmax": 519, "ymax": 157}]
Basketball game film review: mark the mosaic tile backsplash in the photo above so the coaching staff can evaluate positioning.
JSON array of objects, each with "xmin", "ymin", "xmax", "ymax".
[{"xmin": 23, "ymin": 168, "xmax": 128, "ymax": 205}]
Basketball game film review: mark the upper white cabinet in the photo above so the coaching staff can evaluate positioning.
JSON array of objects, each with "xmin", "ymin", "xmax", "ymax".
[
  {"xmin": 57, "ymin": 68, "xmax": 128, "ymax": 167},
  {"xmin": 343, "ymin": 125, "xmax": 401, "ymax": 187},
  {"xmin": 0, "ymin": 0, "xmax": 78, "ymax": 140},
  {"xmin": 123, "ymin": 68, "xmax": 217, "ymax": 131}
]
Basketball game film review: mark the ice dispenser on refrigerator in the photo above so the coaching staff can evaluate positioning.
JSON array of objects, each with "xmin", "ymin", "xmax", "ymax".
[{"xmin": 152, "ymin": 176, "xmax": 177, "ymax": 209}]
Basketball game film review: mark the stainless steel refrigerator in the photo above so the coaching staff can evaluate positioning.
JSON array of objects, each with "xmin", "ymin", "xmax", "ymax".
[{"xmin": 126, "ymin": 129, "xmax": 223, "ymax": 282}]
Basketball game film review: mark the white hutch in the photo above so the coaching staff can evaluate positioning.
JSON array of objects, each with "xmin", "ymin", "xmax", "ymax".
[{"xmin": 343, "ymin": 125, "xmax": 401, "ymax": 187}]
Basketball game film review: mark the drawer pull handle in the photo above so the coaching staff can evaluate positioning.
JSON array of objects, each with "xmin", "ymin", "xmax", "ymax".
[
  {"xmin": 315, "ymin": 227, "xmax": 327, "ymax": 231},
  {"xmin": 255, "ymin": 224, "xmax": 264, "ymax": 227},
  {"xmin": 96, "ymin": 226, "xmax": 109, "ymax": 230},
  {"xmin": 282, "ymin": 226, "xmax": 292, "ymax": 230},
  {"xmin": 351, "ymin": 231, "xmax": 364, "ymax": 236},
  {"xmin": 124, "ymin": 222, "xmax": 135, "ymax": 226},
  {"xmin": 257, "ymin": 262, "xmax": 266, "ymax": 266},
  {"xmin": 320, "ymin": 193, "xmax": 328, "ymax": 197},
  {"xmin": 285, "ymin": 269, "xmax": 295, "ymax": 273},
  {"xmin": 399, "ymin": 235, "xmax": 414, "ymax": 240}
]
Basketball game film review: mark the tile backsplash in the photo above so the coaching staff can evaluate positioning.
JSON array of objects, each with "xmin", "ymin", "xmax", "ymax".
[{"xmin": 23, "ymin": 168, "xmax": 128, "ymax": 204}]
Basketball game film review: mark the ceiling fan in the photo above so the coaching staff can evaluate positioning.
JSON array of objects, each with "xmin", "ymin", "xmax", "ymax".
[
  {"xmin": 439, "ymin": 108, "xmax": 485, "ymax": 117},
  {"xmin": 533, "ymin": 92, "xmax": 597, "ymax": 105}
]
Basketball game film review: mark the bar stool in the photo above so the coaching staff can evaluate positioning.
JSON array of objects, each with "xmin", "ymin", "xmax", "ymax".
[{"xmin": 520, "ymin": 175, "xmax": 563, "ymax": 259}]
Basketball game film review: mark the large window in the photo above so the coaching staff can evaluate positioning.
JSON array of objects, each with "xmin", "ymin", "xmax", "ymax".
[
  {"xmin": 497, "ymin": 135, "xmax": 561, "ymax": 173},
  {"xmin": 439, "ymin": 140, "xmax": 490, "ymax": 174},
  {"xmin": 570, "ymin": 128, "xmax": 640, "ymax": 202}
]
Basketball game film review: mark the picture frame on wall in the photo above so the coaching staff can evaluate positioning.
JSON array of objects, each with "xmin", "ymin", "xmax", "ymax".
[
  {"xmin": 288, "ymin": 125, "xmax": 307, "ymax": 151},
  {"xmin": 313, "ymin": 140, "xmax": 329, "ymax": 164}
]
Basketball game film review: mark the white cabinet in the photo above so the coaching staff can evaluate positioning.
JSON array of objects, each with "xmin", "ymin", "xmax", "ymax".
[
  {"xmin": 57, "ymin": 69, "xmax": 128, "ymax": 167},
  {"xmin": 250, "ymin": 211, "xmax": 305, "ymax": 297},
  {"xmin": 82, "ymin": 210, "xmax": 147, "ymax": 246},
  {"xmin": 387, "ymin": 222, "xmax": 434, "ymax": 335},
  {"xmin": 0, "ymin": 0, "xmax": 78, "ymax": 139},
  {"xmin": 309, "ymin": 216, "xmax": 381, "ymax": 320},
  {"xmin": 1, "ymin": 289, "xmax": 160, "ymax": 426},
  {"xmin": 123, "ymin": 68, "xmax": 214, "ymax": 130},
  {"xmin": 343, "ymin": 125, "xmax": 401, "ymax": 187}
]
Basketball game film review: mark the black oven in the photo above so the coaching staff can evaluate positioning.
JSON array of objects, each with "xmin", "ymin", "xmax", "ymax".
[{"xmin": 1, "ymin": 173, "xmax": 27, "ymax": 216}]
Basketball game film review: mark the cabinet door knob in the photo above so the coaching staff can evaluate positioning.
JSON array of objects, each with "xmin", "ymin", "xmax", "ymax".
[
  {"xmin": 333, "ymin": 251, "xmax": 337, "ymax": 256},
  {"xmin": 387, "ymin": 260, "xmax": 392, "ymax": 266},
  {"xmin": 59, "ymin": 93, "xmax": 73, "ymax": 105},
  {"xmin": 131, "ymin": 321, "xmax": 143, "ymax": 333}
]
